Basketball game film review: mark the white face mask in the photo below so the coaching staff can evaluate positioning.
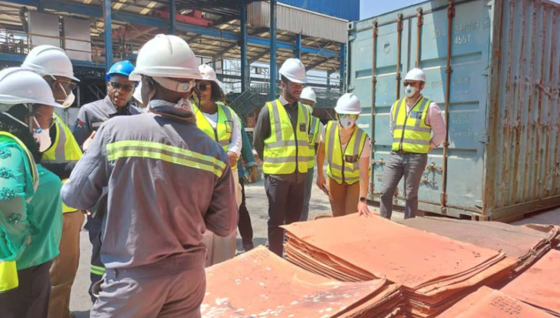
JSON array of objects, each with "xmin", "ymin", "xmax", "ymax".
[
  {"xmin": 33, "ymin": 117, "xmax": 52, "ymax": 152},
  {"xmin": 339, "ymin": 116, "xmax": 356, "ymax": 129},
  {"xmin": 406, "ymin": 85, "xmax": 419, "ymax": 98}
]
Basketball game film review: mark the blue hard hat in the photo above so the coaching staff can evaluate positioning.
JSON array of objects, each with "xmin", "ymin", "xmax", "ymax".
[{"xmin": 106, "ymin": 60, "xmax": 135, "ymax": 81}]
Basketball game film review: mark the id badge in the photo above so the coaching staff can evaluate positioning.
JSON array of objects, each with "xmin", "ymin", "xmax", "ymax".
[{"xmin": 299, "ymin": 123, "xmax": 306, "ymax": 132}]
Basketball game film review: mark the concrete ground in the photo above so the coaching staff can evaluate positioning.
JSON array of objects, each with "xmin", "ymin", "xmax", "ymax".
[{"xmin": 68, "ymin": 175, "xmax": 387, "ymax": 317}]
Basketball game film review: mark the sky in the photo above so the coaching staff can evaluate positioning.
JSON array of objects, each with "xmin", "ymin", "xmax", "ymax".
[{"xmin": 360, "ymin": 0, "xmax": 560, "ymax": 20}]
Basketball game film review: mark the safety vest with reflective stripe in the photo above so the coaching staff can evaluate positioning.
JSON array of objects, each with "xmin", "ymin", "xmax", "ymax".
[
  {"xmin": 263, "ymin": 99, "xmax": 310, "ymax": 175},
  {"xmin": 325, "ymin": 121, "xmax": 367, "ymax": 185},
  {"xmin": 192, "ymin": 103, "xmax": 237, "ymax": 170},
  {"xmin": 0, "ymin": 132, "xmax": 39, "ymax": 293},
  {"xmin": 307, "ymin": 115, "xmax": 321, "ymax": 169},
  {"xmin": 391, "ymin": 97, "xmax": 432, "ymax": 153},
  {"xmin": 42, "ymin": 113, "xmax": 83, "ymax": 213}
]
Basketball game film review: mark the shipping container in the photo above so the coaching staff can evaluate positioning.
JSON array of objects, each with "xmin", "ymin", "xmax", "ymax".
[
  {"xmin": 347, "ymin": 0, "xmax": 560, "ymax": 220},
  {"xmin": 277, "ymin": 0, "xmax": 359, "ymax": 21}
]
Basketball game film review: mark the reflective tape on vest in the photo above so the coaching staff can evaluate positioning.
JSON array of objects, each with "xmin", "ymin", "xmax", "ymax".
[{"xmin": 391, "ymin": 97, "xmax": 432, "ymax": 154}]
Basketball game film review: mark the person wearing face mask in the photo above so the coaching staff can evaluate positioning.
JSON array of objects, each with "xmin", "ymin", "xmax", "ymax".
[
  {"xmin": 192, "ymin": 64, "xmax": 242, "ymax": 266},
  {"xmin": 253, "ymin": 58, "xmax": 311, "ymax": 257},
  {"xmin": 21, "ymin": 45, "xmax": 84, "ymax": 318},
  {"xmin": 61, "ymin": 34, "xmax": 237, "ymax": 317},
  {"xmin": 316, "ymin": 93, "xmax": 371, "ymax": 217},
  {"xmin": 380, "ymin": 68, "xmax": 446, "ymax": 220},
  {"xmin": 0, "ymin": 67, "xmax": 64, "ymax": 318},
  {"xmin": 70, "ymin": 60, "xmax": 139, "ymax": 303}
]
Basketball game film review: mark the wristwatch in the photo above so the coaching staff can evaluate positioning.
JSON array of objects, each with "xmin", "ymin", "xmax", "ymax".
[{"xmin": 359, "ymin": 197, "xmax": 367, "ymax": 203}]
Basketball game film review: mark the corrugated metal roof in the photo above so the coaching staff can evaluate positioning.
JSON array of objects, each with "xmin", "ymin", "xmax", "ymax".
[
  {"xmin": 278, "ymin": 0, "xmax": 359, "ymax": 21},
  {"xmin": 248, "ymin": 1, "xmax": 348, "ymax": 43}
]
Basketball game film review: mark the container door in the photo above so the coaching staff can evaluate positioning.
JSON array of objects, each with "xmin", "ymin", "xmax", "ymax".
[{"xmin": 349, "ymin": 0, "xmax": 493, "ymax": 216}]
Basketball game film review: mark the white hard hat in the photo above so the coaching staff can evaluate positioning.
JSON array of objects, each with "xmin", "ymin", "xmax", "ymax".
[
  {"xmin": 133, "ymin": 82, "xmax": 143, "ymax": 106},
  {"xmin": 199, "ymin": 64, "xmax": 224, "ymax": 91},
  {"xmin": 279, "ymin": 58, "xmax": 307, "ymax": 84},
  {"xmin": 22, "ymin": 45, "xmax": 79, "ymax": 82},
  {"xmin": 301, "ymin": 87, "xmax": 317, "ymax": 103},
  {"xmin": 334, "ymin": 93, "xmax": 361, "ymax": 115},
  {"xmin": 404, "ymin": 68, "xmax": 426, "ymax": 83},
  {"xmin": 0, "ymin": 67, "xmax": 62, "ymax": 108},
  {"xmin": 129, "ymin": 34, "xmax": 202, "ymax": 81}
]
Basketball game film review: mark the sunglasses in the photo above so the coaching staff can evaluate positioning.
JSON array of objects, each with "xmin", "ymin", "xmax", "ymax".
[
  {"xmin": 110, "ymin": 81, "xmax": 135, "ymax": 92},
  {"xmin": 403, "ymin": 81, "xmax": 422, "ymax": 87},
  {"xmin": 339, "ymin": 114, "xmax": 358, "ymax": 119},
  {"xmin": 197, "ymin": 82, "xmax": 210, "ymax": 92}
]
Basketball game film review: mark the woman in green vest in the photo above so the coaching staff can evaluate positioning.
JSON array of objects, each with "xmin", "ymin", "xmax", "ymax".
[
  {"xmin": 0, "ymin": 68, "xmax": 63, "ymax": 318},
  {"xmin": 316, "ymin": 93, "xmax": 372, "ymax": 217}
]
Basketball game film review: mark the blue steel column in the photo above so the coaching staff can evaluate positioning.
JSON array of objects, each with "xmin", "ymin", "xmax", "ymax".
[
  {"xmin": 295, "ymin": 34, "xmax": 302, "ymax": 60},
  {"xmin": 339, "ymin": 43, "xmax": 346, "ymax": 92},
  {"xmin": 240, "ymin": 0, "xmax": 248, "ymax": 92},
  {"xmin": 103, "ymin": 0, "xmax": 113, "ymax": 72},
  {"xmin": 169, "ymin": 0, "xmax": 176, "ymax": 34},
  {"xmin": 269, "ymin": 0, "xmax": 277, "ymax": 100}
]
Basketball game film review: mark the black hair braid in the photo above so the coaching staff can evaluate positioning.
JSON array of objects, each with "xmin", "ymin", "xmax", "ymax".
[{"xmin": 0, "ymin": 108, "xmax": 41, "ymax": 163}]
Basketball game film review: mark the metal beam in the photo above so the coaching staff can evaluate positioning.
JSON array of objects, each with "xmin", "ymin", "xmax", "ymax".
[
  {"xmin": 340, "ymin": 43, "xmax": 346, "ymax": 91},
  {"xmin": 306, "ymin": 57, "xmax": 331, "ymax": 71},
  {"xmin": 212, "ymin": 42, "xmax": 238, "ymax": 60},
  {"xmin": 169, "ymin": 0, "xmax": 176, "ymax": 34},
  {"xmin": 295, "ymin": 34, "xmax": 301, "ymax": 60},
  {"xmin": 240, "ymin": 0, "xmax": 248, "ymax": 92},
  {"xmin": 269, "ymin": 0, "xmax": 277, "ymax": 100},
  {"xmin": 248, "ymin": 51, "xmax": 268, "ymax": 64},
  {"xmin": 103, "ymin": 0, "xmax": 112, "ymax": 72},
  {"xmin": 2, "ymin": 0, "xmax": 339, "ymax": 58}
]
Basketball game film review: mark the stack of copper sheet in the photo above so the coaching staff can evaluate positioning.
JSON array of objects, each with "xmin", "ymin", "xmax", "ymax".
[
  {"xmin": 401, "ymin": 217, "xmax": 559, "ymax": 275},
  {"xmin": 282, "ymin": 215, "xmax": 517, "ymax": 318},
  {"xmin": 501, "ymin": 249, "xmax": 560, "ymax": 316},
  {"xmin": 437, "ymin": 286, "xmax": 557, "ymax": 317},
  {"xmin": 201, "ymin": 246, "xmax": 405, "ymax": 318}
]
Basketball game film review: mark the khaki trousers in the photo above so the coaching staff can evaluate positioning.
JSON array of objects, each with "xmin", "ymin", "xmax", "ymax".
[
  {"xmin": 327, "ymin": 177, "xmax": 360, "ymax": 217},
  {"xmin": 203, "ymin": 168, "xmax": 241, "ymax": 267},
  {"xmin": 48, "ymin": 211, "xmax": 84, "ymax": 318}
]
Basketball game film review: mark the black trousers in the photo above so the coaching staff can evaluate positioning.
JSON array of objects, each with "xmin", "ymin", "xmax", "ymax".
[
  {"xmin": 0, "ymin": 260, "xmax": 53, "ymax": 318},
  {"xmin": 265, "ymin": 175, "xmax": 305, "ymax": 256},
  {"xmin": 85, "ymin": 215, "xmax": 104, "ymax": 303},
  {"xmin": 237, "ymin": 179, "xmax": 254, "ymax": 246}
]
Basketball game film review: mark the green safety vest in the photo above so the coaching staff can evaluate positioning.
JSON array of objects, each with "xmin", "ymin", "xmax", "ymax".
[
  {"xmin": 0, "ymin": 131, "xmax": 38, "ymax": 293},
  {"xmin": 391, "ymin": 97, "xmax": 432, "ymax": 154},
  {"xmin": 307, "ymin": 115, "xmax": 321, "ymax": 169},
  {"xmin": 325, "ymin": 121, "xmax": 367, "ymax": 185},
  {"xmin": 42, "ymin": 113, "xmax": 83, "ymax": 213},
  {"xmin": 263, "ymin": 99, "xmax": 310, "ymax": 175},
  {"xmin": 193, "ymin": 103, "xmax": 238, "ymax": 170}
]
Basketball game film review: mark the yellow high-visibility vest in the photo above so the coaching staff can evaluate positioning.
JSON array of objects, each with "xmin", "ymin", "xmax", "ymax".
[
  {"xmin": 0, "ymin": 131, "xmax": 39, "ymax": 292},
  {"xmin": 193, "ymin": 103, "xmax": 238, "ymax": 170},
  {"xmin": 42, "ymin": 113, "xmax": 83, "ymax": 213},
  {"xmin": 325, "ymin": 121, "xmax": 367, "ymax": 185},
  {"xmin": 263, "ymin": 99, "xmax": 310, "ymax": 175},
  {"xmin": 307, "ymin": 115, "xmax": 321, "ymax": 169},
  {"xmin": 391, "ymin": 97, "xmax": 432, "ymax": 154}
]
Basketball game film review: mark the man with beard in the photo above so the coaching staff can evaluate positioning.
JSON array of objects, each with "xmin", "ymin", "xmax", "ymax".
[{"xmin": 253, "ymin": 58, "xmax": 310, "ymax": 256}]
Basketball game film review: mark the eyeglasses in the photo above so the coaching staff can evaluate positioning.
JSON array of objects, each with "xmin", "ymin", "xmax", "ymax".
[
  {"xmin": 339, "ymin": 114, "xmax": 358, "ymax": 119},
  {"xmin": 34, "ymin": 111, "xmax": 55, "ymax": 129},
  {"xmin": 110, "ymin": 82, "xmax": 135, "ymax": 92},
  {"xmin": 197, "ymin": 82, "xmax": 210, "ymax": 92},
  {"xmin": 403, "ymin": 81, "xmax": 422, "ymax": 87}
]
